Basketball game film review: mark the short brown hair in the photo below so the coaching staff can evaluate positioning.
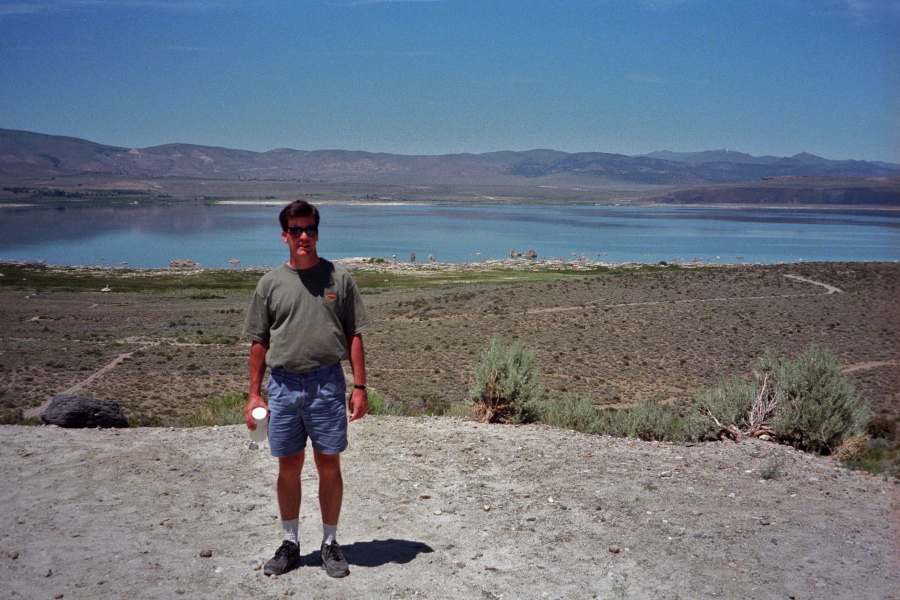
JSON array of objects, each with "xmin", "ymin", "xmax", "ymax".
[{"xmin": 279, "ymin": 200, "xmax": 320, "ymax": 230}]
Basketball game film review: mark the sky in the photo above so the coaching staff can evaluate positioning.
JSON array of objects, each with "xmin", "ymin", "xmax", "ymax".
[{"xmin": 0, "ymin": 0, "xmax": 897, "ymax": 162}]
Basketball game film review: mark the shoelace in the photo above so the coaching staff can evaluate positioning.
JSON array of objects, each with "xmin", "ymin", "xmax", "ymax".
[{"xmin": 323, "ymin": 543, "xmax": 344, "ymax": 561}]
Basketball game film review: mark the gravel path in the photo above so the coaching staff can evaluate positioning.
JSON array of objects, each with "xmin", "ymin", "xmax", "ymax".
[{"xmin": 1, "ymin": 418, "xmax": 897, "ymax": 600}]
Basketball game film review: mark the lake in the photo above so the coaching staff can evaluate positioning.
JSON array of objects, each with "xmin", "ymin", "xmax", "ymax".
[{"xmin": 0, "ymin": 203, "xmax": 897, "ymax": 269}]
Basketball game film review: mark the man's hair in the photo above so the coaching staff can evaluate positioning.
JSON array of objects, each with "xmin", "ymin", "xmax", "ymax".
[{"xmin": 279, "ymin": 200, "xmax": 320, "ymax": 230}]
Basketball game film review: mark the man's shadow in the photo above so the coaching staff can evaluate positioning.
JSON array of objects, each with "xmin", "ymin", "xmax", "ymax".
[{"xmin": 299, "ymin": 539, "xmax": 434, "ymax": 569}]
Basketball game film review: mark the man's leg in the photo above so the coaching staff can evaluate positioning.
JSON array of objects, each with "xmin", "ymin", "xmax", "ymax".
[
  {"xmin": 313, "ymin": 450, "xmax": 343, "ymax": 526},
  {"xmin": 277, "ymin": 450, "xmax": 306, "ymax": 521},
  {"xmin": 314, "ymin": 450, "xmax": 350, "ymax": 577},
  {"xmin": 263, "ymin": 450, "xmax": 305, "ymax": 576}
]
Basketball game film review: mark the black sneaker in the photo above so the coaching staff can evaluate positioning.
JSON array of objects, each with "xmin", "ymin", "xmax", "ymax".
[
  {"xmin": 263, "ymin": 540, "xmax": 299, "ymax": 576},
  {"xmin": 320, "ymin": 540, "xmax": 350, "ymax": 578}
]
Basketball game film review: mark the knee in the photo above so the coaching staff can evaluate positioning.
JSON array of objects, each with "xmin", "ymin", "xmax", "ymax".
[
  {"xmin": 278, "ymin": 451, "xmax": 305, "ymax": 476},
  {"xmin": 314, "ymin": 451, "xmax": 341, "ymax": 477}
]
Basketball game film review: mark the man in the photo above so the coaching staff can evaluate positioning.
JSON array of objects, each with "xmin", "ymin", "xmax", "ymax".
[{"xmin": 243, "ymin": 199, "xmax": 369, "ymax": 578}]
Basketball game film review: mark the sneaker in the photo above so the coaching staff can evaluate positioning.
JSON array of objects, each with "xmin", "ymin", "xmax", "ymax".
[
  {"xmin": 320, "ymin": 540, "xmax": 350, "ymax": 578},
  {"xmin": 263, "ymin": 540, "xmax": 300, "ymax": 576}
]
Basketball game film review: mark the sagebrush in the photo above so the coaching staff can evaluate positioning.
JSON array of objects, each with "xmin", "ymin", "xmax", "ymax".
[
  {"xmin": 470, "ymin": 337, "xmax": 546, "ymax": 423},
  {"xmin": 696, "ymin": 345, "xmax": 868, "ymax": 453}
]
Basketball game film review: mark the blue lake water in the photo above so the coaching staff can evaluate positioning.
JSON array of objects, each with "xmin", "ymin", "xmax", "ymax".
[{"xmin": 0, "ymin": 203, "xmax": 897, "ymax": 269}]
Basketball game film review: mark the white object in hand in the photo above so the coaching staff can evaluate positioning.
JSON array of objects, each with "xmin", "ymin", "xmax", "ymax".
[{"xmin": 250, "ymin": 407, "xmax": 268, "ymax": 442}]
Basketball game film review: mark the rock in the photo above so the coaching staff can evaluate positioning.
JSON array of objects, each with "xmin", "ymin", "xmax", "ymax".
[
  {"xmin": 523, "ymin": 249, "xmax": 537, "ymax": 260},
  {"xmin": 199, "ymin": 549, "xmax": 213, "ymax": 558},
  {"xmin": 509, "ymin": 250, "xmax": 521, "ymax": 258},
  {"xmin": 168, "ymin": 259, "xmax": 200, "ymax": 269},
  {"xmin": 608, "ymin": 545, "xmax": 620, "ymax": 554},
  {"xmin": 41, "ymin": 394, "xmax": 129, "ymax": 428}
]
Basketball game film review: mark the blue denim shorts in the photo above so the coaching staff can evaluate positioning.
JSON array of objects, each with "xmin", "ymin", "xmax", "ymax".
[{"xmin": 266, "ymin": 362, "xmax": 348, "ymax": 458}]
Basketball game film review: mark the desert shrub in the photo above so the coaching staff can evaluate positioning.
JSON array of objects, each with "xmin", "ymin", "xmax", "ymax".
[
  {"xmin": 695, "ymin": 376, "xmax": 756, "ymax": 431},
  {"xmin": 541, "ymin": 395, "xmax": 602, "ymax": 434},
  {"xmin": 606, "ymin": 401, "xmax": 710, "ymax": 443},
  {"xmin": 367, "ymin": 390, "xmax": 404, "ymax": 416},
  {"xmin": 866, "ymin": 415, "xmax": 897, "ymax": 440},
  {"xmin": 759, "ymin": 456, "xmax": 784, "ymax": 480},
  {"xmin": 693, "ymin": 345, "xmax": 869, "ymax": 453},
  {"xmin": 470, "ymin": 336, "xmax": 546, "ymax": 423},
  {"xmin": 0, "ymin": 407, "xmax": 40, "ymax": 426},
  {"xmin": 536, "ymin": 397, "xmax": 709, "ymax": 443},
  {"xmin": 763, "ymin": 345, "xmax": 869, "ymax": 454},
  {"xmin": 188, "ymin": 392, "xmax": 247, "ymax": 427},
  {"xmin": 839, "ymin": 438, "xmax": 900, "ymax": 478}
]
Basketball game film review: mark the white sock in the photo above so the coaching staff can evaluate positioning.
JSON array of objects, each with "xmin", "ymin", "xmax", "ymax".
[
  {"xmin": 323, "ymin": 522, "xmax": 338, "ymax": 546},
  {"xmin": 282, "ymin": 518, "xmax": 299, "ymax": 546}
]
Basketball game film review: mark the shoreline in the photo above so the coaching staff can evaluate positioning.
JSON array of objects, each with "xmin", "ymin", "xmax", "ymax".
[{"xmin": 0, "ymin": 257, "xmax": 866, "ymax": 276}]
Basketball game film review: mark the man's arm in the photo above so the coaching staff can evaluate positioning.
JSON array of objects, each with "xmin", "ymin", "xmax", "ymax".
[
  {"xmin": 347, "ymin": 333, "xmax": 368, "ymax": 421},
  {"xmin": 244, "ymin": 340, "xmax": 270, "ymax": 429}
]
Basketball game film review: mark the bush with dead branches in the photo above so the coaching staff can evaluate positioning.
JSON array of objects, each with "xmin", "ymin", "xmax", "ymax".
[{"xmin": 697, "ymin": 345, "xmax": 869, "ymax": 453}]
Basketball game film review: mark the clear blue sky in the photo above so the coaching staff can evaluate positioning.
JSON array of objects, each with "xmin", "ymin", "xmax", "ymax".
[{"xmin": 1, "ymin": 0, "xmax": 897, "ymax": 162}]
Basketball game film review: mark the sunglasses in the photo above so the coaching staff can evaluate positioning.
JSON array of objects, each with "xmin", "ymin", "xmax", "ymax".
[{"xmin": 285, "ymin": 225, "xmax": 319, "ymax": 238}]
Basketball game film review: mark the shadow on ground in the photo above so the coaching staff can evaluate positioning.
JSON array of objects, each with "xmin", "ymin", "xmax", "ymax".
[{"xmin": 295, "ymin": 538, "xmax": 435, "ymax": 571}]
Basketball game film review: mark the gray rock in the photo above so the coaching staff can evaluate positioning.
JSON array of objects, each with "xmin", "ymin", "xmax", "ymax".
[
  {"xmin": 41, "ymin": 394, "xmax": 129, "ymax": 428},
  {"xmin": 168, "ymin": 259, "xmax": 200, "ymax": 269}
]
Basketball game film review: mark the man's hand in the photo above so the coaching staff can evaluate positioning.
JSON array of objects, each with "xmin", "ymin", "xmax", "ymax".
[
  {"xmin": 244, "ymin": 393, "xmax": 268, "ymax": 430},
  {"xmin": 348, "ymin": 388, "xmax": 368, "ymax": 422}
]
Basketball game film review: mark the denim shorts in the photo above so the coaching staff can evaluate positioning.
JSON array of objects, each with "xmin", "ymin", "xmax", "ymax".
[{"xmin": 266, "ymin": 362, "xmax": 348, "ymax": 458}]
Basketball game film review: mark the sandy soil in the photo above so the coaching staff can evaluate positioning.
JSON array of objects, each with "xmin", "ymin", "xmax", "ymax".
[{"xmin": 1, "ymin": 418, "xmax": 897, "ymax": 600}]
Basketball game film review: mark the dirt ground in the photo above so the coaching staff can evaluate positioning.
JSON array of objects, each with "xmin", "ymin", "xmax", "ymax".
[
  {"xmin": 3, "ymin": 262, "xmax": 898, "ymax": 431},
  {"xmin": 1, "ymin": 417, "xmax": 897, "ymax": 600}
]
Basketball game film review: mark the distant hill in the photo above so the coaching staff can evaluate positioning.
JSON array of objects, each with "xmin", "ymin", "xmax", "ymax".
[
  {"xmin": 2, "ymin": 129, "xmax": 899, "ymax": 187},
  {"xmin": 643, "ymin": 177, "xmax": 900, "ymax": 206}
]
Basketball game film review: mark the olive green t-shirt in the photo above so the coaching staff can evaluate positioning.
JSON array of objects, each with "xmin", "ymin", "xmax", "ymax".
[{"xmin": 242, "ymin": 260, "xmax": 370, "ymax": 372}]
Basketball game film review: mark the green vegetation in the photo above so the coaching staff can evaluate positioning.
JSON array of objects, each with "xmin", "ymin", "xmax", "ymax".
[
  {"xmin": 474, "ymin": 339, "xmax": 872, "ymax": 458},
  {"xmin": 0, "ymin": 260, "xmax": 683, "ymax": 295},
  {"xmin": 1, "ymin": 260, "xmax": 895, "ymax": 477},
  {"xmin": 698, "ymin": 345, "xmax": 869, "ymax": 453},
  {"xmin": 759, "ymin": 457, "xmax": 784, "ymax": 480},
  {"xmin": 470, "ymin": 336, "xmax": 547, "ymax": 423},
  {"xmin": 839, "ymin": 438, "xmax": 900, "ymax": 478},
  {"xmin": 0, "ymin": 262, "xmax": 262, "ymax": 293},
  {"xmin": 350, "ymin": 262, "xmax": 682, "ymax": 293},
  {"xmin": 765, "ymin": 346, "xmax": 869, "ymax": 453},
  {"xmin": 367, "ymin": 390, "xmax": 404, "ymax": 416},
  {"xmin": 187, "ymin": 392, "xmax": 247, "ymax": 427}
]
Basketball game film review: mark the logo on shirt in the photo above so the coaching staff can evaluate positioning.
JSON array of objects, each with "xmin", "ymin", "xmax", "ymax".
[{"xmin": 324, "ymin": 289, "xmax": 338, "ymax": 305}]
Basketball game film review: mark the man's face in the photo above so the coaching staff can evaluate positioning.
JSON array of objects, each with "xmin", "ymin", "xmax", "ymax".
[{"xmin": 282, "ymin": 215, "xmax": 319, "ymax": 263}]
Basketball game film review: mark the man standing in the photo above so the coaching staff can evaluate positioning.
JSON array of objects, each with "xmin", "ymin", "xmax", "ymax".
[{"xmin": 243, "ymin": 200, "xmax": 369, "ymax": 578}]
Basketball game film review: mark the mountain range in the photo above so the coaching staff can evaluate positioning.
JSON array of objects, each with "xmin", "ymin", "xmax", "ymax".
[{"xmin": 2, "ymin": 128, "xmax": 898, "ymax": 187}]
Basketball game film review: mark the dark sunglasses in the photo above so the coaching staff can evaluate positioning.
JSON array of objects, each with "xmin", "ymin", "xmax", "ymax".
[{"xmin": 285, "ymin": 225, "xmax": 319, "ymax": 238}]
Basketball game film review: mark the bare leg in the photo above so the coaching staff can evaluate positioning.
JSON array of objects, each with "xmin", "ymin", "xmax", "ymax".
[
  {"xmin": 313, "ymin": 450, "xmax": 343, "ymax": 526},
  {"xmin": 277, "ymin": 450, "xmax": 305, "ymax": 520}
]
